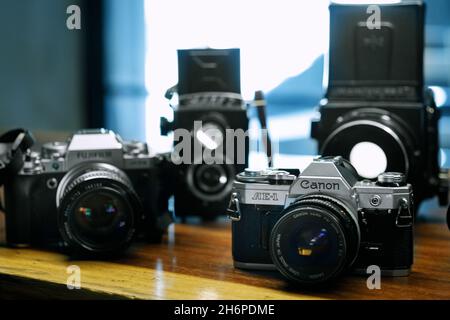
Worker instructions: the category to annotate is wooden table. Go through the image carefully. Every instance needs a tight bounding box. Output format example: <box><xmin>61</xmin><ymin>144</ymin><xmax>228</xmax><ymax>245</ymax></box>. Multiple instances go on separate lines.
<box><xmin>0</xmin><ymin>131</ymin><xmax>449</xmax><ymax>299</ymax></box>
<box><xmin>1</xmin><ymin>209</ymin><xmax>450</xmax><ymax>300</ymax></box>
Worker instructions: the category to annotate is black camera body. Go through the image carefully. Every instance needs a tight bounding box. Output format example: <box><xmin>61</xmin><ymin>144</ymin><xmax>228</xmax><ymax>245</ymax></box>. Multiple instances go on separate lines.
<box><xmin>171</xmin><ymin>95</ymin><xmax>249</xmax><ymax>219</ymax></box>
<box><xmin>311</xmin><ymin>91</ymin><xmax>440</xmax><ymax>207</ymax></box>
<box><xmin>228</xmin><ymin>157</ymin><xmax>414</xmax><ymax>285</ymax></box>
<box><xmin>4</xmin><ymin>129</ymin><xmax>173</xmax><ymax>256</ymax></box>
<box><xmin>161</xmin><ymin>48</ymin><xmax>249</xmax><ymax>220</ymax></box>
<box><xmin>311</xmin><ymin>3</ymin><xmax>448</xmax><ymax>208</ymax></box>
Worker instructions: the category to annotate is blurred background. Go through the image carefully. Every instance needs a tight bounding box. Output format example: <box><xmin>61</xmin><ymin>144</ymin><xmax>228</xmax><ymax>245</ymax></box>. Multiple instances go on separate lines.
<box><xmin>0</xmin><ymin>0</ymin><xmax>449</xmax><ymax>215</ymax></box>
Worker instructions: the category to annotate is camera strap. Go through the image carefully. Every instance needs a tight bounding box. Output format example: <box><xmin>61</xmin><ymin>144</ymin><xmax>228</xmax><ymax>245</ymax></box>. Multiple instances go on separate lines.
<box><xmin>0</xmin><ymin>129</ymin><xmax>35</xmax><ymax>187</ymax></box>
<box><xmin>253</xmin><ymin>91</ymin><xmax>273</xmax><ymax>167</ymax></box>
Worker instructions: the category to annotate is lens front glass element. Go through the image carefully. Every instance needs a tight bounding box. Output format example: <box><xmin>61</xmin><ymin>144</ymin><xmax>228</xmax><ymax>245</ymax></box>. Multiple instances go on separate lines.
<box><xmin>195</xmin><ymin>164</ymin><xmax>228</xmax><ymax>194</ymax></box>
<box><xmin>270</xmin><ymin>198</ymin><xmax>359</xmax><ymax>285</ymax></box>
<box><xmin>195</xmin><ymin>122</ymin><xmax>224</xmax><ymax>150</ymax></box>
<box><xmin>275</xmin><ymin>213</ymin><xmax>345</xmax><ymax>281</ymax></box>
<box><xmin>70</xmin><ymin>189</ymin><xmax>134</xmax><ymax>250</ymax></box>
<box><xmin>58</xmin><ymin>164</ymin><xmax>139</xmax><ymax>255</ymax></box>
<box><xmin>349</xmin><ymin>141</ymin><xmax>388</xmax><ymax>179</ymax></box>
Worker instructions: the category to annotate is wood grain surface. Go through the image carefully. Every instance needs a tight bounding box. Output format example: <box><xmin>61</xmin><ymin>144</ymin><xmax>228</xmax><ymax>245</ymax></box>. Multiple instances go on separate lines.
<box><xmin>0</xmin><ymin>210</ymin><xmax>449</xmax><ymax>300</ymax></box>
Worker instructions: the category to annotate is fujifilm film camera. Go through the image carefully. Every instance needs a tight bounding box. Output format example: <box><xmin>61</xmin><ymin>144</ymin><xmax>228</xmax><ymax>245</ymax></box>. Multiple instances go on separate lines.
<box><xmin>228</xmin><ymin>157</ymin><xmax>414</xmax><ymax>286</ymax></box>
<box><xmin>3</xmin><ymin>129</ymin><xmax>173</xmax><ymax>256</ymax></box>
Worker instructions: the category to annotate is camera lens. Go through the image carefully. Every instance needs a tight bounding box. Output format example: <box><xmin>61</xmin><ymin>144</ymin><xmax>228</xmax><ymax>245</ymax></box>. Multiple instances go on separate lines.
<box><xmin>195</xmin><ymin>122</ymin><xmax>224</xmax><ymax>151</ymax></box>
<box><xmin>320</xmin><ymin>109</ymin><xmax>414</xmax><ymax>180</ymax></box>
<box><xmin>270</xmin><ymin>195</ymin><xmax>360</xmax><ymax>285</ymax></box>
<box><xmin>71</xmin><ymin>191</ymin><xmax>131</xmax><ymax>247</ymax></box>
<box><xmin>195</xmin><ymin>164</ymin><xmax>228</xmax><ymax>194</ymax></box>
<box><xmin>349</xmin><ymin>142</ymin><xmax>388</xmax><ymax>179</ymax></box>
<box><xmin>57</xmin><ymin>163</ymin><xmax>140</xmax><ymax>255</ymax></box>
<box><xmin>186</xmin><ymin>159</ymin><xmax>235</xmax><ymax>202</ymax></box>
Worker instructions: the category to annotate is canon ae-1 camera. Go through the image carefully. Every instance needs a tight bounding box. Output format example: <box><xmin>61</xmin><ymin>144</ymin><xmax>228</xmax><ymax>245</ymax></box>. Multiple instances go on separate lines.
<box><xmin>228</xmin><ymin>157</ymin><xmax>414</xmax><ymax>286</ymax></box>
<box><xmin>3</xmin><ymin>129</ymin><xmax>173</xmax><ymax>256</ymax></box>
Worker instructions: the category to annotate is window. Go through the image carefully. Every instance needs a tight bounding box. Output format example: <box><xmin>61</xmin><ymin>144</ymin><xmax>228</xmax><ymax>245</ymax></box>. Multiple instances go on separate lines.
<box><xmin>104</xmin><ymin>0</ymin><xmax>449</xmax><ymax>167</ymax></box>
<box><xmin>144</xmin><ymin>0</ymin><xmax>329</xmax><ymax>156</ymax></box>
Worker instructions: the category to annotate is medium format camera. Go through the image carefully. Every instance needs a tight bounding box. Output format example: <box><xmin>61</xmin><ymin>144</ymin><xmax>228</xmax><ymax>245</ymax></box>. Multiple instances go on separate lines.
<box><xmin>228</xmin><ymin>157</ymin><xmax>414</xmax><ymax>285</ymax></box>
<box><xmin>3</xmin><ymin>129</ymin><xmax>173</xmax><ymax>256</ymax></box>
<box><xmin>311</xmin><ymin>3</ymin><xmax>448</xmax><ymax>208</ymax></box>
<box><xmin>161</xmin><ymin>48</ymin><xmax>249</xmax><ymax>220</ymax></box>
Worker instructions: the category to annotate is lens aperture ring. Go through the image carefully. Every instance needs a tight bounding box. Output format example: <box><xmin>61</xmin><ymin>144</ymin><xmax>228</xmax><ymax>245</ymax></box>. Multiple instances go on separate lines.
<box><xmin>62</xmin><ymin>170</ymin><xmax>133</xmax><ymax>201</ymax></box>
